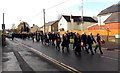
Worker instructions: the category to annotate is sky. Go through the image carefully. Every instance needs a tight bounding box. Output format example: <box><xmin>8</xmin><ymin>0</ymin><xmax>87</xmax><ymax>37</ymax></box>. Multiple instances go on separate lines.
<box><xmin>0</xmin><ymin>0</ymin><xmax>119</xmax><ymax>30</ymax></box>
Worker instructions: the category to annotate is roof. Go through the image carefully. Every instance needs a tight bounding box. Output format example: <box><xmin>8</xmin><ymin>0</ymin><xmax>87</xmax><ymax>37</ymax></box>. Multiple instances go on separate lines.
<box><xmin>45</xmin><ymin>20</ymin><xmax>59</xmax><ymax>26</ymax></box>
<box><xmin>104</xmin><ymin>12</ymin><xmax>120</xmax><ymax>23</ymax></box>
<box><xmin>30</xmin><ymin>25</ymin><xmax>39</xmax><ymax>33</ymax></box>
<box><xmin>18</xmin><ymin>22</ymin><xmax>29</xmax><ymax>27</ymax></box>
<box><xmin>87</xmin><ymin>23</ymin><xmax>98</xmax><ymax>28</ymax></box>
<box><xmin>62</xmin><ymin>15</ymin><xmax>97</xmax><ymax>23</ymax></box>
<box><xmin>98</xmin><ymin>3</ymin><xmax>120</xmax><ymax>16</ymax></box>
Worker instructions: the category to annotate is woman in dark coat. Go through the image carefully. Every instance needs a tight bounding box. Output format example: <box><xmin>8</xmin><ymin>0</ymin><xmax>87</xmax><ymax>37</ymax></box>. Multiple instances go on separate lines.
<box><xmin>55</xmin><ymin>32</ymin><xmax>61</xmax><ymax>51</ymax></box>
<box><xmin>44</xmin><ymin>33</ymin><xmax>49</xmax><ymax>45</ymax></box>
<box><xmin>61</xmin><ymin>34</ymin><xmax>70</xmax><ymax>52</ymax></box>
<box><xmin>74</xmin><ymin>33</ymin><xmax>81</xmax><ymax>55</ymax></box>
<box><xmin>87</xmin><ymin>32</ymin><xmax>96</xmax><ymax>55</ymax></box>
<box><xmin>94</xmin><ymin>33</ymin><xmax>103</xmax><ymax>54</ymax></box>
<box><xmin>40</xmin><ymin>32</ymin><xmax>44</xmax><ymax>44</ymax></box>
<box><xmin>81</xmin><ymin>32</ymin><xmax>87</xmax><ymax>51</ymax></box>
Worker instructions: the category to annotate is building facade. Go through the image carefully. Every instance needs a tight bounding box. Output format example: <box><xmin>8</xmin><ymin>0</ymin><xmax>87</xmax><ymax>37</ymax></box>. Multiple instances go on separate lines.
<box><xmin>17</xmin><ymin>22</ymin><xmax>30</xmax><ymax>33</ymax></box>
<box><xmin>88</xmin><ymin>3</ymin><xmax>120</xmax><ymax>30</ymax></box>
<box><xmin>58</xmin><ymin>15</ymin><xmax>97</xmax><ymax>31</ymax></box>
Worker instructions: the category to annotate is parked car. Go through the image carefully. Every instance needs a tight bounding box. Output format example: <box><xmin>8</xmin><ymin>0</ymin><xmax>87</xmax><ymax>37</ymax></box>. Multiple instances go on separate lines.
<box><xmin>6</xmin><ymin>33</ymin><xmax>12</xmax><ymax>38</ymax></box>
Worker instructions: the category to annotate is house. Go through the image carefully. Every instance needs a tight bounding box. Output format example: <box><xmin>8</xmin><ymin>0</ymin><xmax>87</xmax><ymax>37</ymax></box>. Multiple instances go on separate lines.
<box><xmin>51</xmin><ymin>20</ymin><xmax>59</xmax><ymax>32</ymax></box>
<box><xmin>88</xmin><ymin>3</ymin><xmax>120</xmax><ymax>30</ymax></box>
<box><xmin>43</xmin><ymin>20</ymin><xmax>59</xmax><ymax>33</ymax></box>
<box><xmin>30</xmin><ymin>24</ymin><xmax>39</xmax><ymax>33</ymax></box>
<box><xmin>17</xmin><ymin>22</ymin><xmax>30</xmax><ymax>33</ymax></box>
<box><xmin>58</xmin><ymin>15</ymin><xmax>97</xmax><ymax>31</ymax></box>
<box><xmin>39</xmin><ymin>26</ymin><xmax>44</xmax><ymax>32</ymax></box>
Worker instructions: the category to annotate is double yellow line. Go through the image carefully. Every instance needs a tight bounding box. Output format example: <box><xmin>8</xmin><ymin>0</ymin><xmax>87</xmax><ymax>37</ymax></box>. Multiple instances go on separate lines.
<box><xmin>14</xmin><ymin>40</ymin><xmax>82</xmax><ymax>73</ymax></box>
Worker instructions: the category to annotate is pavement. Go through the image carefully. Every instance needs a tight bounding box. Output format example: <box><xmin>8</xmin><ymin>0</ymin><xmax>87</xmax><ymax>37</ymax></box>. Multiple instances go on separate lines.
<box><xmin>0</xmin><ymin>36</ymin><xmax>2</xmax><ymax>73</ymax></box>
<box><xmin>2</xmin><ymin>38</ymin><xmax>67</xmax><ymax>73</ymax></box>
<box><xmin>102</xmin><ymin>41</ymin><xmax>120</xmax><ymax>50</ymax></box>
<box><xmin>13</xmin><ymin>38</ymin><xmax>119</xmax><ymax>73</ymax></box>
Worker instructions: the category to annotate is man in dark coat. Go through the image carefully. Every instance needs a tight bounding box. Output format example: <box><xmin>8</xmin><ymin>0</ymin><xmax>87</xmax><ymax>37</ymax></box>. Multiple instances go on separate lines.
<box><xmin>87</xmin><ymin>32</ymin><xmax>96</xmax><ymax>55</ymax></box>
<box><xmin>11</xmin><ymin>33</ymin><xmax>14</xmax><ymax>40</ymax></box>
<box><xmin>81</xmin><ymin>32</ymin><xmax>87</xmax><ymax>51</ymax></box>
<box><xmin>74</xmin><ymin>33</ymin><xmax>81</xmax><ymax>55</ymax></box>
<box><xmin>94</xmin><ymin>33</ymin><xmax>103</xmax><ymax>54</ymax></box>
<box><xmin>40</xmin><ymin>32</ymin><xmax>44</xmax><ymax>44</ymax></box>
<box><xmin>51</xmin><ymin>32</ymin><xmax>55</xmax><ymax>46</ymax></box>
<box><xmin>61</xmin><ymin>34</ymin><xmax>70</xmax><ymax>52</ymax></box>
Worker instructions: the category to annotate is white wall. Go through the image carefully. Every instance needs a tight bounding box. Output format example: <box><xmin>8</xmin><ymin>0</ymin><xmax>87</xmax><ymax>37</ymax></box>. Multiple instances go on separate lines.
<box><xmin>97</xmin><ymin>13</ymin><xmax>111</xmax><ymax>25</ymax></box>
<box><xmin>58</xmin><ymin>16</ymin><xmax>68</xmax><ymax>31</ymax></box>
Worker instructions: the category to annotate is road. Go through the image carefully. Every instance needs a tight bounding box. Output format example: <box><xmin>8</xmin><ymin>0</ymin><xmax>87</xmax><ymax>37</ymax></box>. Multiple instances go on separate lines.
<box><xmin>14</xmin><ymin>38</ymin><xmax>119</xmax><ymax>73</ymax></box>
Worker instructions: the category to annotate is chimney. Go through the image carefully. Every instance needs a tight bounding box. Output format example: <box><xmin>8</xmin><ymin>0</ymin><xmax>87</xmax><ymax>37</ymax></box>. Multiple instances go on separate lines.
<box><xmin>70</xmin><ymin>14</ymin><xmax>73</xmax><ymax>23</ymax></box>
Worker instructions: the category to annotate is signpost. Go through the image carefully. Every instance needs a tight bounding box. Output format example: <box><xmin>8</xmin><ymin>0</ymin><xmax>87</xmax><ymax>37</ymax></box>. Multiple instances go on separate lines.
<box><xmin>106</xmin><ymin>27</ymin><xmax>110</xmax><ymax>41</ymax></box>
<box><xmin>2</xmin><ymin>24</ymin><xmax>5</xmax><ymax>29</ymax></box>
<box><xmin>2</xmin><ymin>13</ymin><xmax>6</xmax><ymax>47</ymax></box>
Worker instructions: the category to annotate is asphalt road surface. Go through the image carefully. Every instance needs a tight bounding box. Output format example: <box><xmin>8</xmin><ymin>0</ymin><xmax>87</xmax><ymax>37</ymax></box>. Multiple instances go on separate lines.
<box><xmin>14</xmin><ymin>38</ymin><xmax>119</xmax><ymax>73</ymax></box>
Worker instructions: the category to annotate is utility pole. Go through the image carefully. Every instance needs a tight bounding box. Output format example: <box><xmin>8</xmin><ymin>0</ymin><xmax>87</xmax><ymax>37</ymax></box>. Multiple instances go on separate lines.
<box><xmin>43</xmin><ymin>9</ymin><xmax>45</xmax><ymax>33</ymax></box>
<box><xmin>81</xmin><ymin>0</ymin><xmax>84</xmax><ymax>31</ymax></box>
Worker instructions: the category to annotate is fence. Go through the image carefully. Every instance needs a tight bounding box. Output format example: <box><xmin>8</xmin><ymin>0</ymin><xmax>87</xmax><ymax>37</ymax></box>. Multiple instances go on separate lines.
<box><xmin>60</xmin><ymin>30</ymin><xmax>120</xmax><ymax>36</ymax></box>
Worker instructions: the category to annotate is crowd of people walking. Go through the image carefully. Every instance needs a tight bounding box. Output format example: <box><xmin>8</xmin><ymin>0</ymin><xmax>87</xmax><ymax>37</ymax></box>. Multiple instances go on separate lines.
<box><xmin>11</xmin><ymin>31</ymin><xmax>105</xmax><ymax>55</ymax></box>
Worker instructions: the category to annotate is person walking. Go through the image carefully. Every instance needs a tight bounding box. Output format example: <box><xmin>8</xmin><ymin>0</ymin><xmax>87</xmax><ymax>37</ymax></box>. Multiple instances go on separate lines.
<box><xmin>31</xmin><ymin>33</ymin><xmax>35</xmax><ymax>42</ymax></box>
<box><xmin>51</xmin><ymin>32</ymin><xmax>55</xmax><ymax>46</ymax></box>
<box><xmin>44</xmin><ymin>33</ymin><xmax>49</xmax><ymax>45</ymax></box>
<box><xmin>94</xmin><ymin>33</ymin><xmax>103</xmax><ymax>54</ymax></box>
<box><xmin>61</xmin><ymin>34</ymin><xmax>70</xmax><ymax>52</ymax></box>
<box><xmin>74</xmin><ymin>33</ymin><xmax>81</xmax><ymax>55</ymax></box>
<box><xmin>36</xmin><ymin>32</ymin><xmax>40</xmax><ymax>42</ymax></box>
<box><xmin>55</xmin><ymin>32</ymin><xmax>61</xmax><ymax>51</ymax></box>
<box><xmin>40</xmin><ymin>32</ymin><xmax>44</xmax><ymax>44</ymax></box>
<box><xmin>11</xmin><ymin>33</ymin><xmax>14</xmax><ymax>40</ymax></box>
<box><xmin>81</xmin><ymin>32</ymin><xmax>87</xmax><ymax>51</ymax></box>
<box><xmin>72</xmin><ymin>32</ymin><xmax>77</xmax><ymax>50</ymax></box>
<box><xmin>87</xmin><ymin>32</ymin><xmax>96</xmax><ymax>55</ymax></box>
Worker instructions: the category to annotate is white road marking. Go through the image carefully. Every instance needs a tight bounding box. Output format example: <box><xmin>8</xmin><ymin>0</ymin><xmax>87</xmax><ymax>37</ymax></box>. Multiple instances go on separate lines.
<box><xmin>101</xmin><ymin>56</ymin><xmax>119</xmax><ymax>61</ymax></box>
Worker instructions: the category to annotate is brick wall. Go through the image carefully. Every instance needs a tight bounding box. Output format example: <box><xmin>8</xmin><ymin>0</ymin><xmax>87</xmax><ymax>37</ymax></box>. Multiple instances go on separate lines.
<box><xmin>88</xmin><ymin>22</ymin><xmax>120</xmax><ymax>30</ymax></box>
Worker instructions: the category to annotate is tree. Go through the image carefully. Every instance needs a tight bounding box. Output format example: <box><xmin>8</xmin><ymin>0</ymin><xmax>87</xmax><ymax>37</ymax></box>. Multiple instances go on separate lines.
<box><xmin>11</xmin><ymin>24</ymin><xmax>16</xmax><ymax>33</ymax></box>
<box><xmin>57</xmin><ymin>14</ymin><xmax>62</xmax><ymax>20</ymax></box>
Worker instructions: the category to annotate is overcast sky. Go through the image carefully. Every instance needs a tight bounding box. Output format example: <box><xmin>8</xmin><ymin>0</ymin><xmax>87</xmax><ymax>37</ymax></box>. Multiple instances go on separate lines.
<box><xmin>0</xmin><ymin>0</ymin><xmax>119</xmax><ymax>29</ymax></box>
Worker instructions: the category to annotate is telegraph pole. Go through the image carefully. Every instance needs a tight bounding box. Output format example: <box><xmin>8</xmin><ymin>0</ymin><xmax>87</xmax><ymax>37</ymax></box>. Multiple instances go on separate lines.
<box><xmin>43</xmin><ymin>9</ymin><xmax>45</xmax><ymax>33</ymax></box>
<box><xmin>81</xmin><ymin>0</ymin><xmax>84</xmax><ymax>31</ymax></box>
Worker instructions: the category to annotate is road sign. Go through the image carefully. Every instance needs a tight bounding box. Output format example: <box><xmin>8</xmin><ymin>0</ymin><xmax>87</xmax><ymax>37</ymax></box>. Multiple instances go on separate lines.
<box><xmin>2</xmin><ymin>24</ymin><xmax>5</xmax><ymax>29</ymax></box>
